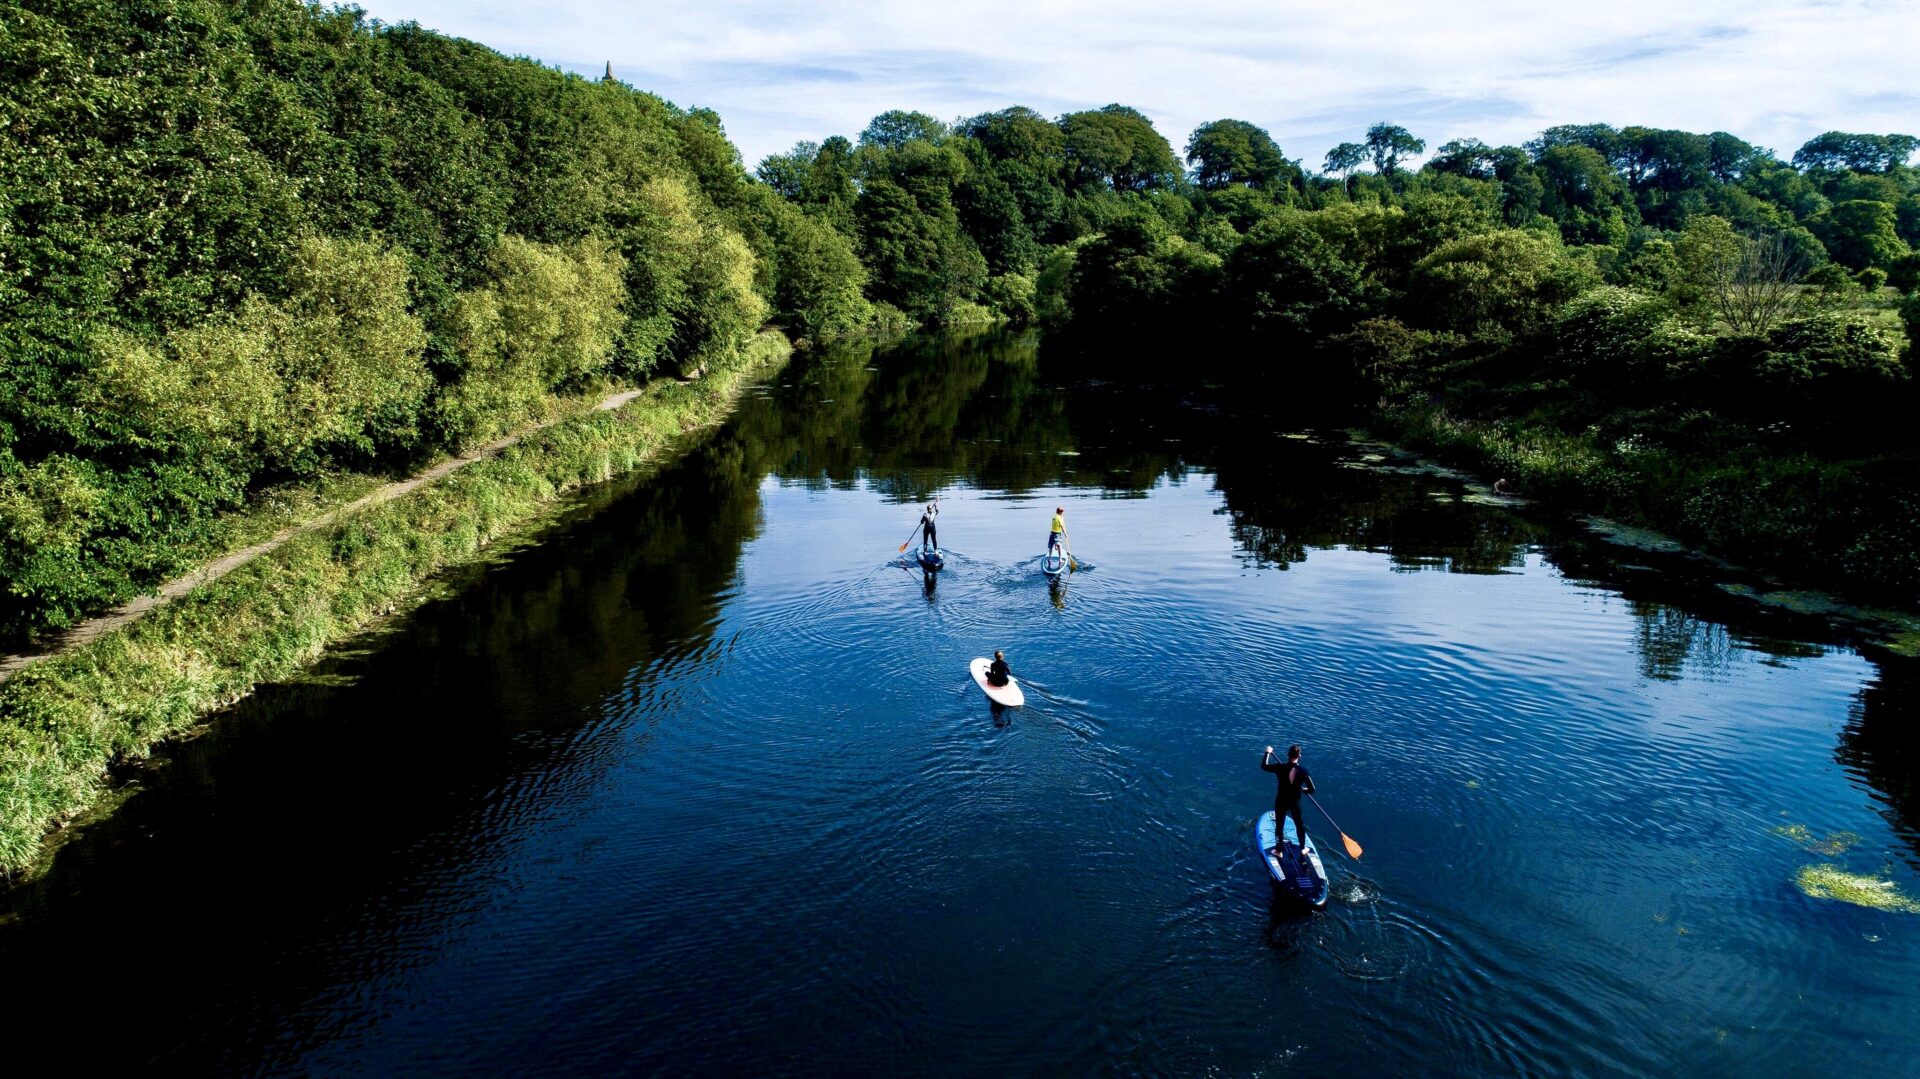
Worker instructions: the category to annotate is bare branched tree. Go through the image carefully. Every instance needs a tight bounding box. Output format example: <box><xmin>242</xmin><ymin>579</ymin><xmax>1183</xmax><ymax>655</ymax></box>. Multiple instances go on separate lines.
<box><xmin>1706</xmin><ymin>231</ymin><xmax>1808</xmax><ymax>336</ymax></box>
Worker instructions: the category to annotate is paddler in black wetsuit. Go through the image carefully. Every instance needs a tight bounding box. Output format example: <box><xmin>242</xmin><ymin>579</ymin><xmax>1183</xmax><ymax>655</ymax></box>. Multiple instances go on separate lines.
<box><xmin>919</xmin><ymin>500</ymin><xmax>939</xmax><ymax>551</ymax></box>
<box><xmin>1261</xmin><ymin>744</ymin><xmax>1314</xmax><ymax>852</ymax></box>
<box><xmin>986</xmin><ymin>649</ymin><xmax>1011</xmax><ymax>687</ymax></box>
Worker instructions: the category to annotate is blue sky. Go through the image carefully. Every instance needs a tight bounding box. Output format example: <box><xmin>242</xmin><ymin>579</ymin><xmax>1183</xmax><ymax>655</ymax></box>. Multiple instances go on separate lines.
<box><xmin>359</xmin><ymin>1</ymin><xmax>1920</xmax><ymax>172</ymax></box>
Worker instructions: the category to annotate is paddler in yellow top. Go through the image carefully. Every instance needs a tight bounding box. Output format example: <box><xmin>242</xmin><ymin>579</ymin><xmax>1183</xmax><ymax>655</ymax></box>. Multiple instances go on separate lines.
<box><xmin>1047</xmin><ymin>505</ymin><xmax>1067</xmax><ymax>554</ymax></box>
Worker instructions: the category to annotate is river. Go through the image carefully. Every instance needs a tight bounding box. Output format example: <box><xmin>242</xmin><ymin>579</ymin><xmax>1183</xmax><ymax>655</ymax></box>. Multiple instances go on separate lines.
<box><xmin>2</xmin><ymin>330</ymin><xmax>1915</xmax><ymax>1075</ymax></box>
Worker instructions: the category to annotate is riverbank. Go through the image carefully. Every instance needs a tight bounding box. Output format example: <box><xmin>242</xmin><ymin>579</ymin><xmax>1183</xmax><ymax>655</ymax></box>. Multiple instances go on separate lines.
<box><xmin>1366</xmin><ymin>401</ymin><xmax>1920</xmax><ymax>656</ymax></box>
<box><xmin>0</xmin><ymin>333</ymin><xmax>789</xmax><ymax>881</ymax></box>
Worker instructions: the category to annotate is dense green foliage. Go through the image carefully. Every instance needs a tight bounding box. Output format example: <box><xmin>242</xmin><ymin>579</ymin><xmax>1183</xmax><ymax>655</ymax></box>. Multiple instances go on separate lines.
<box><xmin>0</xmin><ymin>0</ymin><xmax>863</xmax><ymax>641</ymax></box>
<box><xmin>0</xmin><ymin>334</ymin><xmax>786</xmax><ymax>877</ymax></box>
<box><xmin>756</xmin><ymin>107</ymin><xmax>1919</xmax><ymax>605</ymax></box>
<box><xmin>6</xmin><ymin>0</ymin><xmax>1920</xmax><ymax>636</ymax></box>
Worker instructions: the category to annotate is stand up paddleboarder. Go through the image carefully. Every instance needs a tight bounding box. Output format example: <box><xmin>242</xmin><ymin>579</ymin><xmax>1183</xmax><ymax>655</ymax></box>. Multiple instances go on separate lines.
<box><xmin>919</xmin><ymin>500</ymin><xmax>939</xmax><ymax>550</ymax></box>
<box><xmin>1262</xmin><ymin>744</ymin><xmax>1315</xmax><ymax>851</ymax></box>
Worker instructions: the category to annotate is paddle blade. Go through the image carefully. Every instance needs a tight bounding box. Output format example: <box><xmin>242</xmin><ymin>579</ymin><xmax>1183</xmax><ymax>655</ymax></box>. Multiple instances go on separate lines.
<box><xmin>898</xmin><ymin>541</ymin><xmax>909</xmax><ymax>553</ymax></box>
<box><xmin>1341</xmin><ymin>833</ymin><xmax>1363</xmax><ymax>860</ymax></box>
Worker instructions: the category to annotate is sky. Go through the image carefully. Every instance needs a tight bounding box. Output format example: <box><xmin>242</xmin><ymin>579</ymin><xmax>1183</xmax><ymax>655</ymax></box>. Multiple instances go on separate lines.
<box><xmin>357</xmin><ymin>0</ymin><xmax>1920</xmax><ymax>172</ymax></box>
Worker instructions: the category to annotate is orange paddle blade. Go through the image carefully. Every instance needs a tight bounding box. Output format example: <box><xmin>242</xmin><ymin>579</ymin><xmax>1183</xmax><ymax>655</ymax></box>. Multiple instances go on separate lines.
<box><xmin>1341</xmin><ymin>833</ymin><xmax>1363</xmax><ymax>860</ymax></box>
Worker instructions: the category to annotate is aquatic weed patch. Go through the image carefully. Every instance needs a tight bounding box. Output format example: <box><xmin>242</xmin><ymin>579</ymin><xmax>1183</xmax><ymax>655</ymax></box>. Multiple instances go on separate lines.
<box><xmin>1772</xmin><ymin>823</ymin><xmax>1866</xmax><ymax>857</ymax></box>
<box><xmin>1794</xmin><ymin>864</ymin><xmax>1920</xmax><ymax>914</ymax></box>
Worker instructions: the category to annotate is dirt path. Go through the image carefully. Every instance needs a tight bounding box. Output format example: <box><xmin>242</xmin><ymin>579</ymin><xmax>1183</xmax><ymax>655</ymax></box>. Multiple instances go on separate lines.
<box><xmin>0</xmin><ymin>388</ymin><xmax>646</xmax><ymax>685</ymax></box>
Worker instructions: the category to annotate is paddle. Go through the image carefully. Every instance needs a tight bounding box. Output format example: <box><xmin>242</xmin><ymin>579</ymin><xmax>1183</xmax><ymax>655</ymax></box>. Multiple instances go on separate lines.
<box><xmin>1065</xmin><ymin>533</ymin><xmax>1078</xmax><ymax>572</ymax></box>
<box><xmin>1308</xmin><ymin>793</ymin><xmax>1363</xmax><ymax>860</ymax></box>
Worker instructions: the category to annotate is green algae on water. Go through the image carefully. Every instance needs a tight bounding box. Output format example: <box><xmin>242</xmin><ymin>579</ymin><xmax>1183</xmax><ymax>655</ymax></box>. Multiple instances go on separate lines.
<box><xmin>1772</xmin><ymin>823</ymin><xmax>1865</xmax><ymax>856</ymax></box>
<box><xmin>1794</xmin><ymin>864</ymin><xmax>1920</xmax><ymax>913</ymax></box>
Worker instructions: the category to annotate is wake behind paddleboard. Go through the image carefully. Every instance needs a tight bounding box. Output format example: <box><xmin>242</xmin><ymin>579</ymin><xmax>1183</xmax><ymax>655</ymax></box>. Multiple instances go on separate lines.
<box><xmin>1257</xmin><ymin>810</ymin><xmax>1329</xmax><ymax>909</ymax></box>
<box><xmin>968</xmin><ymin>657</ymin><xmax>1025</xmax><ymax>707</ymax></box>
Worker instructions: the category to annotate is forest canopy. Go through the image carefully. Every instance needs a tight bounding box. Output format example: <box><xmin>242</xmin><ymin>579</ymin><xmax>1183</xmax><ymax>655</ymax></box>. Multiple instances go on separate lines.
<box><xmin>3</xmin><ymin>0</ymin><xmax>1919</xmax><ymax>638</ymax></box>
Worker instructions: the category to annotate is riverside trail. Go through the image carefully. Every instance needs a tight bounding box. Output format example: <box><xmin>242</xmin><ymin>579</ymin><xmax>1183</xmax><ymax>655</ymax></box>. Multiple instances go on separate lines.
<box><xmin>0</xmin><ymin>389</ymin><xmax>645</xmax><ymax>685</ymax></box>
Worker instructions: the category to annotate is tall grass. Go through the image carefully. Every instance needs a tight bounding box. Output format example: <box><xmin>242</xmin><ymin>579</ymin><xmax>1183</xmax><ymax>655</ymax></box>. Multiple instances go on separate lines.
<box><xmin>0</xmin><ymin>334</ymin><xmax>788</xmax><ymax>879</ymax></box>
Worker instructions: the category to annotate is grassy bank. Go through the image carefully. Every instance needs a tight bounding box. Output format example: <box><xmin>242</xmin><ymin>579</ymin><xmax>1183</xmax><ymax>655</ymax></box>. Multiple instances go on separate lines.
<box><xmin>0</xmin><ymin>333</ymin><xmax>789</xmax><ymax>880</ymax></box>
<box><xmin>1374</xmin><ymin>402</ymin><xmax>1920</xmax><ymax>622</ymax></box>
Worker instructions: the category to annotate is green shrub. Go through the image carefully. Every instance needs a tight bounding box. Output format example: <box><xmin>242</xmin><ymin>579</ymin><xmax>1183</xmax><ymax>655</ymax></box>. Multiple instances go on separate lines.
<box><xmin>1410</xmin><ymin>229</ymin><xmax>1595</xmax><ymax>340</ymax></box>
<box><xmin>981</xmin><ymin>273</ymin><xmax>1037</xmax><ymax>324</ymax></box>
<box><xmin>1330</xmin><ymin>317</ymin><xmax>1465</xmax><ymax>392</ymax></box>
<box><xmin>438</xmin><ymin>237</ymin><xmax>628</xmax><ymax>445</ymax></box>
<box><xmin>1757</xmin><ymin>314</ymin><xmax>1906</xmax><ymax>386</ymax></box>
<box><xmin>85</xmin><ymin>234</ymin><xmax>430</xmax><ymax>474</ymax></box>
<box><xmin>1549</xmin><ymin>286</ymin><xmax>1693</xmax><ymax>386</ymax></box>
<box><xmin>1887</xmin><ymin>253</ymin><xmax>1920</xmax><ymax>294</ymax></box>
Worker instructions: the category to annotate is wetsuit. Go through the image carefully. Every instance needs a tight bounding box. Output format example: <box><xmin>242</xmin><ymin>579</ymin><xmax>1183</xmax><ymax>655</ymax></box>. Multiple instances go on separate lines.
<box><xmin>921</xmin><ymin>505</ymin><xmax>938</xmax><ymax>549</ymax></box>
<box><xmin>987</xmin><ymin>657</ymin><xmax>1011</xmax><ymax>686</ymax></box>
<box><xmin>1261</xmin><ymin>755</ymin><xmax>1314</xmax><ymax>849</ymax></box>
<box><xmin>1048</xmin><ymin>511</ymin><xmax>1065</xmax><ymax>552</ymax></box>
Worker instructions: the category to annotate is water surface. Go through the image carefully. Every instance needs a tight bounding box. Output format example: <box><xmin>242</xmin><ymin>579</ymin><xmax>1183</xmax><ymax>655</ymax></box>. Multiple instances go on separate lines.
<box><xmin>3</xmin><ymin>332</ymin><xmax>1915</xmax><ymax>1075</ymax></box>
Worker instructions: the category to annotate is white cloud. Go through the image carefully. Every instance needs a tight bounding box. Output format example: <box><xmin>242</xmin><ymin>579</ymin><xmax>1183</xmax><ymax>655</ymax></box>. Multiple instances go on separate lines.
<box><xmin>359</xmin><ymin>0</ymin><xmax>1920</xmax><ymax>169</ymax></box>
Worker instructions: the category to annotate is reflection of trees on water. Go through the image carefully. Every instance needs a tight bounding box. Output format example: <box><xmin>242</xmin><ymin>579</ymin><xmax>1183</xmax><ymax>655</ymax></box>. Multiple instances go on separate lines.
<box><xmin>1206</xmin><ymin>438</ymin><xmax>1542</xmax><ymax>575</ymax></box>
<box><xmin>775</xmin><ymin>330</ymin><xmax>1920</xmax><ymax>867</ymax></box>
<box><xmin>1839</xmin><ymin>664</ymin><xmax>1920</xmax><ymax>868</ymax></box>
<box><xmin>741</xmin><ymin>334</ymin><xmax>1920</xmax><ymax>857</ymax></box>
<box><xmin>1630</xmin><ymin>601</ymin><xmax>1738</xmax><ymax>682</ymax></box>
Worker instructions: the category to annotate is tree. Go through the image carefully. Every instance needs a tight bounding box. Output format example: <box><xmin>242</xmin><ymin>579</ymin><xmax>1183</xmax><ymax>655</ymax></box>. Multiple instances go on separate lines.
<box><xmin>1064</xmin><ymin>212</ymin><xmax>1219</xmax><ymax>345</ymax></box>
<box><xmin>1697</xmin><ymin>228</ymin><xmax>1812</xmax><ymax>336</ymax></box>
<box><xmin>1410</xmin><ymin>229</ymin><xmax>1594</xmax><ymax>338</ymax></box>
<box><xmin>1792</xmin><ymin>131</ymin><xmax>1920</xmax><ymax>173</ymax></box>
<box><xmin>1323</xmin><ymin>142</ymin><xmax>1366</xmax><ymax>176</ymax></box>
<box><xmin>1808</xmin><ymin>200</ymin><xmax>1908</xmax><ymax>269</ymax></box>
<box><xmin>438</xmin><ymin>237</ymin><xmax>628</xmax><ymax>442</ymax></box>
<box><xmin>756</xmin><ymin>141</ymin><xmax>819</xmax><ymax>199</ymax></box>
<box><xmin>855</xmin><ymin>177</ymin><xmax>985</xmax><ymax>322</ymax></box>
<box><xmin>1617</xmin><ymin>127</ymin><xmax>1711</xmax><ymax>192</ymax></box>
<box><xmin>860</xmin><ymin>110</ymin><xmax>947</xmax><ymax>149</ymax></box>
<box><xmin>1706</xmin><ymin>132</ymin><xmax>1766</xmax><ymax>182</ymax></box>
<box><xmin>1059</xmin><ymin>105</ymin><xmax>1180</xmax><ymax>191</ymax></box>
<box><xmin>1537</xmin><ymin>144</ymin><xmax>1634</xmax><ymax>244</ymax></box>
<box><xmin>1526</xmin><ymin>124</ymin><xmax>1622</xmax><ymax>163</ymax></box>
<box><xmin>959</xmin><ymin>107</ymin><xmax>1065</xmax><ymax>167</ymax></box>
<box><xmin>755</xmin><ymin>195</ymin><xmax>871</xmax><ymax>340</ymax></box>
<box><xmin>1186</xmin><ymin>119</ymin><xmax>1294</xmax><ymax>191</ymax></box>
<box><xmin>1429</xmin><ymin>138</ymin><xmax>1497</xmax><ymax>180</ymax></box>
<box><xmin>1364</xmin><ymin>123</ymin><xmax>1425</xmax><ymax>175</ymax></box>
<box><xmin>1222</xmin><ymin>215</ymin><xmax>1366</xmax><ymax>343</ymax></box>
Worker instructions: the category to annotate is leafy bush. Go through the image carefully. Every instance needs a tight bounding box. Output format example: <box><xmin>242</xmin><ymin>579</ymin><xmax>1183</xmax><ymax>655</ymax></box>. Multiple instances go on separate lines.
<box><xmin>981</xmin><ymin>273</ymin><xmax>1037</xmax><ymax>324</ymax></box>
<box><xmin>1549</xmin><ymin>286</ymin><xmax>1709</xmax><ymax>388</ymax></box>
<box><xmin>438</xmin><ymin>237</ymin><xmax>627</xmax><ymax>445</ymax></box>
<box><xmin>1756</xmin><ymin>314</ymin><xmax>1906</xmax><ymax>386</ymax></box>
<box><xmin>1330</xmin><ymin>317</ymin><xmax>1465</xmax><ymax>392</ymax></box>
<box><xmin>1410</xmin><ymin>229</ymin><xmax>1595</xmax><ymax>340</ymax></box>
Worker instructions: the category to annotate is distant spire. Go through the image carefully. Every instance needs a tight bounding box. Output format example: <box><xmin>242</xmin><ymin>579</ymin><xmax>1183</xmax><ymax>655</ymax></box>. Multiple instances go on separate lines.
<box><xmin>603</xmin><ymin>61</ymin><xmax>613</xmax><ymax>83</ymax></box>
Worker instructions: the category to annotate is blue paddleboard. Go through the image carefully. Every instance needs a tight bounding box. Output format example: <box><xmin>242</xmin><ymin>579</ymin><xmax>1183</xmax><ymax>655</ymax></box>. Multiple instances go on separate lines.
<box><xmin>1257</xmin><ymin>810</ymin><xmax>1329</xmax><ymax>909</ymax></box>
<box><xmin>917</xmin><ymin>546</ymin><xmax>945</xmax><ymax>570</ymax></box>
<box><xmin>1042</xmin><ymin>548</ymin><xmax>1066</xmax><ymax>576</ymax></box>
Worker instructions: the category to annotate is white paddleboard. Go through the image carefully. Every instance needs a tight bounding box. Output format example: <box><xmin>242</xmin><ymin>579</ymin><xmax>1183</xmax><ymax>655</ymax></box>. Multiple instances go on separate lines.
<box><xmin>969</xmin><ymin>657</ymin><xmax>1025</xmax><ymax>707</ymax></box>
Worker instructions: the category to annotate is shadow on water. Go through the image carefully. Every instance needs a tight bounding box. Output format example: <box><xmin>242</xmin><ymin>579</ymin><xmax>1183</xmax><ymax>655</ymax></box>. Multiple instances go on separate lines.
<box><xmin>1</xmin><ymin>327</ymin><xmax>1916</xmax><ymax>1071</ymax></box>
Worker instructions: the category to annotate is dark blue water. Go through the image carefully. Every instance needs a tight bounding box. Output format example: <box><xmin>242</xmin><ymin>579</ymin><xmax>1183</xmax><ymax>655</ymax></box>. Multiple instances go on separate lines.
<box><xmin>3</xmin><ymin>332</ymin><xmax>1916</xmax><ymax>1075</ymax></box>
